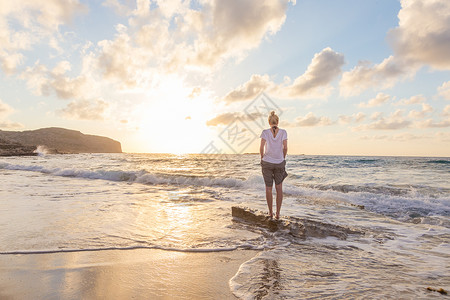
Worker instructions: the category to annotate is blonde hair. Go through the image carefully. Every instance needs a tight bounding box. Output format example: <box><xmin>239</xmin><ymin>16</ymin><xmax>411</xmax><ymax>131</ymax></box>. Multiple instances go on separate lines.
<box><xmin>268</xmin><ymin>111</ymin><xmax>279</xmax><ymax>125</ymax></box>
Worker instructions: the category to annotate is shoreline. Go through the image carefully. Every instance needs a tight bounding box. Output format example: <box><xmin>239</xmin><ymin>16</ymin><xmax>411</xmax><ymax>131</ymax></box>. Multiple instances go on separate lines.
<box><xmin>0</xmin><ymin>248</ymin><xmax>259</xmax><ymax>299</ymax></box>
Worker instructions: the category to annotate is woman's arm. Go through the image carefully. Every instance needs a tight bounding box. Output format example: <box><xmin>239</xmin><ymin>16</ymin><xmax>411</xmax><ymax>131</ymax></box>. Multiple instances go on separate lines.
<box><xmin>283</xmin><ymin>139</ymin><xmax>288</xmax><ymax>158</ymax></box>
<box><xmin>260</xmin><ymin>139</ymin><xmax>266</xmax><ymax>159</ymax></box>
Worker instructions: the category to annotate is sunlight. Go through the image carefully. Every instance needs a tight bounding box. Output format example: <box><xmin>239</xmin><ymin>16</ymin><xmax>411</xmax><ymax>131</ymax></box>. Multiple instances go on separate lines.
<box><xmin>137</xmin><ymin>75</ymin><xmax>215</xmax><ymax>154</ymax></box>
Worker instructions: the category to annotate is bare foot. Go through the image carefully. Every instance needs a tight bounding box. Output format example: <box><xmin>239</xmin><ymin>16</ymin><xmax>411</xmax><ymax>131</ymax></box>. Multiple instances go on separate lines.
<box><xmin>275</xmin><ymin>214</ymin><xmax>280</xmax><ymax>220</ymax></box>
<box><xmin>268</xmin><ymin>212</ymin><xmax>273</xmax><ymax>219</ymax></box>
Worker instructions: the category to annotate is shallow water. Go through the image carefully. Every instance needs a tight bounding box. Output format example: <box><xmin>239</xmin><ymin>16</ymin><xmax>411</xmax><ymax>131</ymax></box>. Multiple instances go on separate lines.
<box><xmin>0</xmin><ymin>153</ymin><xmax>449</xmax><ymax>298</ymax></box>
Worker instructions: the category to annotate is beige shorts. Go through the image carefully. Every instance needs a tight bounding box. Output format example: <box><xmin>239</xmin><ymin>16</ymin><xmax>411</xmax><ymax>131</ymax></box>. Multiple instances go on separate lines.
<box><xmin>261</xmin><ymin>159</ymin><xmax>288</xmax><ymax>187</ymax></box>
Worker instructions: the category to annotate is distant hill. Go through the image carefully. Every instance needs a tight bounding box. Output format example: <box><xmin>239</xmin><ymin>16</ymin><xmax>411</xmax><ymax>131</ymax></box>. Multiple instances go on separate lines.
<box><xmin>0</xmin><ymin>127</ymin><xmax>122</xmax><ymax>156</ymax></box>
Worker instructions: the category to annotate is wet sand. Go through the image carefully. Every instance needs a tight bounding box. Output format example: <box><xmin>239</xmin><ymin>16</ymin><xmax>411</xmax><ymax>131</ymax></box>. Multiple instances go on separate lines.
<box><xmin>0</xmin><ymin>249</ymin><xmax>259</xmax><ymax>299</ymax></box>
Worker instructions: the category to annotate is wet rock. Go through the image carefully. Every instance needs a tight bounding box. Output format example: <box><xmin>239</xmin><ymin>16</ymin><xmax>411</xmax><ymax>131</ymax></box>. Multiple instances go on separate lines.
<box><xmin>0</xmin><ymin>138</ymin><xmax>37</xmax><ymax>156</ymax></box>
<box><xmin>350</xmin><ymin>203</ymin><xmax>365</xmax><ymax>210</ymax></box>
<box><xmin>231</xmin><ymin>206</ymin><xmax>362</xmax><ymax>240</ymax></box>
<box><xmin>427</xmin><ymin>287</ymin><xmax>448</xmax><ymax>295</ymax></box>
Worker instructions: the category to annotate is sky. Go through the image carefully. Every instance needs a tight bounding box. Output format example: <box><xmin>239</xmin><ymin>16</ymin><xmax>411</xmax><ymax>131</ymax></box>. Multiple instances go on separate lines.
<box><xmin>0</xmin><ymin>0</ymin><xmax>449</xmax><ymax>156</ymax></box>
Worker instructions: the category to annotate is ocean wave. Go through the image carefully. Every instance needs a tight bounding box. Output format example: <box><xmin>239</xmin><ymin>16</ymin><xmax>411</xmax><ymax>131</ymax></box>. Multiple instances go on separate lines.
<box><xmin>281</xmin><ymin>182</ymin><xmax>450</xmax><ymax>226</ymax></box>
<box><xmin>0</xmin><ymin>162</ymin><xmax>262</xmax><ymax>189</ymax></box>
<box><xmin>2</xmin><ymin>161</ymin><xmax>449</xmax><ymax>226</ymax></box>
<box><xmin>426</xmin><ymin>159</ymin><xmax>450</xmax><ymax>164</ymax></box>
<box><xmin>0</xmin><ymin>243</ymin><xmax>261</xmax><ymax>256</ymax></box>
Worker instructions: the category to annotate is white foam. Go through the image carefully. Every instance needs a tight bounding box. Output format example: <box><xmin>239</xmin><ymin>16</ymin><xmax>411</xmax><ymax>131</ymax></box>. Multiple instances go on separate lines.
<box><xmin>33</xmin><ymin>145</ymin><xmax>50</xmax><ymax>156</ymax></box>
<box><xmin>0</xmin><ymin>162</ymin><xmax>260</xmax><ymax>189</ymax></box>
<box><xmin>1</xmin><ymin>161</ymin><xmax>449</xmax><ymax>225</ymax></box>
<box><xmin>0</xmin><ymin>243</ymin><xmax>262</xmax><ymax>256</ymax></box>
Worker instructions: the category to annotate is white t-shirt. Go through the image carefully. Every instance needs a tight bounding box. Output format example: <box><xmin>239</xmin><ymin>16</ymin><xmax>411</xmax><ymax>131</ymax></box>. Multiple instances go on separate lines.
<box><xmin>260</xmin><ymin>128</ymin><xmax>287</xmax><ymax>164</ymax></box>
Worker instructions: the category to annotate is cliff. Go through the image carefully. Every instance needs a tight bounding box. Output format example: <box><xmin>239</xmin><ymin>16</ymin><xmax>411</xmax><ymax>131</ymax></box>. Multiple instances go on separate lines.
<box><xmin>0</xmin><ymin>127</ymin><xmax>122</xmax><ymax>156</ymax></box>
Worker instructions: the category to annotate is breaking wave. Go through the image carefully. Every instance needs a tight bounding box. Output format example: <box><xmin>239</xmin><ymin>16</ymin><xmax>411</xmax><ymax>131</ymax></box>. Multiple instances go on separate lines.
<box><xmin>1</xmin><ymin>161</ymin><xmax>449</xmax><ymax>226</ymax></box>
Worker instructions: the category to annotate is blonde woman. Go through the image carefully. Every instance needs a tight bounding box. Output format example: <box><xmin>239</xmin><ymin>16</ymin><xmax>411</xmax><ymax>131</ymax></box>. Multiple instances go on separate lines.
<box><xmin>260</xmin><ymin>111</ymin><xmax>288</xmax><ymax>219</ymax></box>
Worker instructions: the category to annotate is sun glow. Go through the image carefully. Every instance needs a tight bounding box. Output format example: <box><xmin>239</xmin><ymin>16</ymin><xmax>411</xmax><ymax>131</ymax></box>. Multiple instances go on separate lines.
<box><xmin>137</xmin><ymin>75</ymin><xmax>215</xmax><ymax>154</ymax></box>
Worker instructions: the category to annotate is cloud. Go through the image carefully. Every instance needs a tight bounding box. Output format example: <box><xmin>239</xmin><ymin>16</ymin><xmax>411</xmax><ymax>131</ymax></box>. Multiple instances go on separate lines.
<box><xmin>354</xmin><ymin>112</ymin><xmax>366</xmax><ymax>123</ymax></box>
<box><xmin>408</xmin><ymin>103</ymin><xmax>433</xmax><ymax>118</ymax></box>
<box><xmin>188</xmin><ymin>87</ymin><xmax>202</xmax><ymax>99</ymax></box>
<box><xmin>0</xmin><ymin>121</ymin><xmax>24</xmax><ymax>129</ymax></box>
<box><xmin>354</xmin><ymin>110</ymin><xmax>411</xmax><ymax>130</ymax></box>
<box><xmin>102</xmin><ymin>0</ymin><xmax>134</xmax><ymax>16</ymax></box>
<box><xmin>0</xmin><ymin>99</ymin><xmax>24</xmax><ymax>129</ymax></box>
<box><xmin>0</xmin><ymin>0</ymin><xmax>87</xmax><ymax>74</ymax></box>
<box><xmin>0</xmin><ymin>99</ymin><xmax>14</xmax><ymax>117</ymax></box>
<box><xmin>359</xmin><ymin>93</ymin><xmax>390</xmax><ymax>108</ymax></box>
<box><xmin>438</xmin><ymin>81</ymin><xmax>450</xmax><ymax>100</ymax></box>
<box><xmin>286</xmin><ymin>47</ymin><xmax>345</xmax><ymax>98</ymax></box>
<box><xmin>387</xmin><ymin>0</ymin><xmax>450</xmax><ymax>70</ymax></box>
<box><xmin>188</xmin><ymin>0</ymin><xmax>293</xmax><ymax>67</ymax></box>
<box><xmin>21</xmin><ymin>61</ymin><xmax>87</xmax><ymax>99</ymax></box>
<box><xmin>416</xmin><ymin>118</ymin><xmax>450</xmax><ymax>128</ymax></box>
<box><xmin>370</xmin><ymin>111</ymin><xmax>383</xmax><ymax>120</ymax></box>
<box><xmin>340</xmin><ymin>0</ymin><xmax>450</xmax><ymax>97</ymax></box>
<box><xmin>206</xmin><ymin>111</ymin><xmax>264</xmax><ymax>126</ymax></box>
<box><xmin>338</xmin><ymin>115</ymin><xmax>352</xmax><ymax>125</ymax></box>
<box><xmin>221</xmin><ymin>47</ymin><xmax>344</xmax><ymax>103</ymax></box>
<box><xmin>395</xmin><ymin>94</ymin><xmax>426</xmax><ymax>105</ymax></box>
<box><xmin>58</xmin><ymin>99</ymin><xmax>109</xmax><ymax>120</ymax></box>
<box><xmin>222</xmin><ymin>74</ymin><xmax>276</xmax><ymax>104</ymax></box>
<box><xmin>340</xmin><ymin>56</ymin><xmax>417</xmax><ymax>97</ymax></box>
<box><xmin>443</xmin><ymin>105</ymin><xmax>450</xmax><ymax>116</ymax></box>
<box><xmin>436</xmin><ymin>131</ymin><xmax>450</xmax><ymax>142</ymax></box>
<box><xmin>90</xmin><ymin>0</ymin><xmax>295</xmax><ymax>89</ymax></box>
<box><xmin>360</xmin><ymin>133</ymin><xmax>431</xmax><ymax>142</ymax></box>
<box><xmin>97</xmin><ymin>24</ymin><xmax>153</xmax><ymax>88</ymax></box>
<box><xmin>338</xmin><ymin>112</ymin><xmax>365</xmax><ymax>124</ymax></box>
<box><xmin>293</xmin><ymin>112</ymin><xmax>332</xmax><ymax>127</ymax></box>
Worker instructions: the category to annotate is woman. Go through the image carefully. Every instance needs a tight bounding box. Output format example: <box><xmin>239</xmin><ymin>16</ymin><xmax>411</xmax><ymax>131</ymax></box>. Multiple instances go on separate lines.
<box><xmin>260</xmin><ymin>111</ymin><xmax>288</xmax><ymax>219</ymax></box>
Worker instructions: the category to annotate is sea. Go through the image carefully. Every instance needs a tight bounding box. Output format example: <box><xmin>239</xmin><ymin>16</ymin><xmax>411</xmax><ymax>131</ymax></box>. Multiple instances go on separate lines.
<box><xmin>0</xmin><ymin>153</ymin><xmax>449</xmax><ymax>299</ymax></box>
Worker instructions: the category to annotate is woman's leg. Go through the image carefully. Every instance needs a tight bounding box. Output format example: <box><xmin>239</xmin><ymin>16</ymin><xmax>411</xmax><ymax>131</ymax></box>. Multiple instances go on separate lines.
<box><xmin>275</xmin><ymin>183</ymin><xmax>283</xmax><ymax>219</ymax></box>
<box><xmin>265</xmin><ymin>186</ymin><xmax>273</xmax><ymax>218</ymax></box>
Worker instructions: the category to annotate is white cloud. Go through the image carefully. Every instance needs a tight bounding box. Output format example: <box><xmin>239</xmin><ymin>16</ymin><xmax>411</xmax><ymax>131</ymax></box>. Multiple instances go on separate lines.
<box><xmin>338</xmin><ymin>112</ymin><xmax>365</xmax><ymax>124</ymax></box>
<box><xmin>408</xmin><ymin>103</ymin><xmax>433</xmax><ymax>118</ymax></box>
<box><xmin>58</xmin><ymin>99</ymin><xmax>109</xmax><ymax>120</ymax></box>
<box><xmin>0</xmin><ymin>99</ymin><xmax>14</xmax><ymax>117</ymax></box>
<box><xmin>0</xmin><ymin>0</ymin><xmax>87</xmax><ymax>74</ymax></box>
<box><xmin>206</xmin><ymin>111</ymin><xmax>264</xmax><ymax>126</ymax></box>
<box><xmin>285</xmin><ymin>47</ymin><xmax>345</xmax><ymax>98</ymax></box>
<box><xmin>354</xmin><ymin>112</ymin><xmax>366</xmax><ymax>123</ymax></box>
<box><xmin>340</xmin><ymin>0</ymin><xmax>450</xmax><ymax>97</ymax></box>
<box><xmin>354</xmin><ymin>110</ymin><xmax>411</xmax><ymax>130</ymax></box>
<box><xmin>338</xmin><ymin>115</ymin><xmax>352</xmax><ymax>125</ymax></box>
<box><xmin>188</xmin><ymin>0</ymin><xmax>293</xmax><ymax>67</ymax></box>
<box><xmin>0</xmin><ymin>98</ymin><xmax>24</xmax><ymax>129</ymax></box>
<box><xmin>340</xmin><ymin>56</ymin><xmax>417</xmax><ymax>97</ymax></box>
<box><xmin>222</xmin><ymin>74</ymin><xmax>276</xmax><ymax>104</ymax></box>
<box><xmin>102</xmin><ymin>0</ymin><xmax>134</xmax><ymax>16</ymax></box>
<box><xmin>396</xmin><ymin>94</ymin><xmax>426</xmax><ymax>105</ymax></box>
<box><xmin>0</xmin><ymin>121</ymin><xmax>24</xmax><ymax>129</ymax></box>
<box><xmin>360</xmin><ymin>133</ymin><xmax>431</xmax><ymax>142</ymax></box>
<box><xmin>438</xmin><ymin>81</ymin><xmax>450</xmax><ymax>100</ymax></box>
<box><xmin>21</xmin><ymin>61</ymin><xmax>88</xmax><ymax>100</ymax></box>
<box><xmin>388</xmin><ymin>0</ymin><xmax>450</xmax><ymax>70</ymax></box>
<box><xmin>97</xmin><ymin>24</ymin><xmax>153</xmax><ymax>88</ymax></box>
<box><xmin>436</xmin><ymin>131</ymin><xmax>450</xmax><ymax>142</ymax></box>
<box><xmin>293</xmin><ymin>112</ymin><xmax>332</xmax><ymax>127</ymax></box>
<box><xmin>443</xmin><ymin>105</ymin><xmax>450</xmax><ymax>116</ymax></box>
<box><xmin>370</xmin><ymin>111</ymin><xmax>383</xmax><ymax>120</ymax></box>
<box><xmin>359</xmin><ymin>93</ymin><xmax>390</xmax><ymax>108</ymax></box>
<box><xmin>416</xmin><ymin>118</ymin><xmax>450</xmax><ymax>128</ymax></box>
<box><xmin>90</xmin><ymin>0</ymin><xmax>295</xmax><ymax>89</ymax></box>
<box><xmin>221</xmin><ymin>47</ymin><xmax>344</xmax><ymax>103</ymax></box>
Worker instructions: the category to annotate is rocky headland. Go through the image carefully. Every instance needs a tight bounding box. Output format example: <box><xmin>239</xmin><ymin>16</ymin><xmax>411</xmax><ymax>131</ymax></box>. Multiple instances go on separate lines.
<box><xmin>0</xmin><ymin>127</ymin><xmax>122</xmax><ymax>156</ymax></box>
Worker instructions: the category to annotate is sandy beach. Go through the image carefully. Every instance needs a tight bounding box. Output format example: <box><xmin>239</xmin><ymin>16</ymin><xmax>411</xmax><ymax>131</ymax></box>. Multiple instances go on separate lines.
<box><xmin>0</xmin><ymin>249</ymin><xmax>259</xmax><ymax>299</ymax></box>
